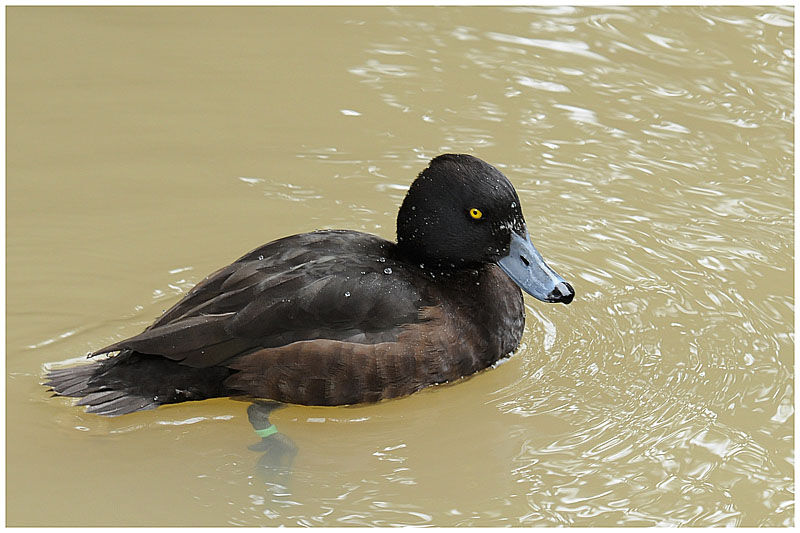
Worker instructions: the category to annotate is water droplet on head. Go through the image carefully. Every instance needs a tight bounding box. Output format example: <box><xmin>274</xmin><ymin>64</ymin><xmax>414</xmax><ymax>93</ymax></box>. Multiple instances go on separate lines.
<box><xmin>344</xmin><ymin>291</ymin><xmax>351</xmax><ymax>297</ymax></box>
<box><xmin>378</xmin><ymin>257</ymin><xmax>386</xmax><ymax>263</ymax></box>
<box><xmin>383</xmin><ymin>267</ymin><xmax>392</xmax><ymax>275</ymax></box>
<box><xmin>258</xmin><ymin>255</ymin><xmax>264</xmax><ymax>260</ymax></box>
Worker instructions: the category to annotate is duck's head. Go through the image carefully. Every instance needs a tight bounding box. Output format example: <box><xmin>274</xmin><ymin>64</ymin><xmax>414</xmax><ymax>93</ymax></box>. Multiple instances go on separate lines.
<box><xmin>397</xmin><ymin>154</ymin><xmax>574</xmax><ymax>304</ymax></box>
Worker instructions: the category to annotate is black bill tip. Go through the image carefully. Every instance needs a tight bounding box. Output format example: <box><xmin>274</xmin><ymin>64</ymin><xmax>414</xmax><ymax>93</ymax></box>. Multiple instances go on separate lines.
<box><xmin>548</xmin><ymin>281</ymin><xmax>575</xmax><ymax>304</ymax></box>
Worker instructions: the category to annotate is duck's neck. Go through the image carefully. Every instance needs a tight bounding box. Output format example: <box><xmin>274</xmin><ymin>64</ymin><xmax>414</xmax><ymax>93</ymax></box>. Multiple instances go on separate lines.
<box><xmin>434</xmin><ymin>263</ymin><xmax>527</xmax><ymax>368</ymax></box>
<box><xmin>394</xmin><ymin>242</ymin><xmax>485</xmax><ymax>280</ymax></box>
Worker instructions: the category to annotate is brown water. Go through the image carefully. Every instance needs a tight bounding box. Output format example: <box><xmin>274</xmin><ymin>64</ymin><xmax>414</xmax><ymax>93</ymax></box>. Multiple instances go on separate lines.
<box><xmin>6</xmin><ymin>6</ymin><xmax>794</xmax><ymax>527</ymax></box>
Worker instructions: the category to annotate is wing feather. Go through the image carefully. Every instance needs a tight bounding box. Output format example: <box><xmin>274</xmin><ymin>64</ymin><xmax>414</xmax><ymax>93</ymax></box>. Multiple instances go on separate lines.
<box><xmin>90</xmin><ymin>231</ymin><xmax>431</xmax><ymax>369</ymax></box>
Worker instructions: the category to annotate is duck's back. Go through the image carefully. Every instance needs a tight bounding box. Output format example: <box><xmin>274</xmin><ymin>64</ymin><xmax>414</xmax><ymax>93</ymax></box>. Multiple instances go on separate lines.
<box><xmin>136</xmin><ymin>230</ymin><xmax>431</xmax><ymax>363</ymax></box>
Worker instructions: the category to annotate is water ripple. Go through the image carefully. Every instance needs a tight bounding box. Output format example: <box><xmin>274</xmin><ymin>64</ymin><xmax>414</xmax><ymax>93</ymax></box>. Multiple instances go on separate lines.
<box><xmin>19</xmin><ymin>5</ymin><xmax>792</xmax><ymax>528</ymax></box>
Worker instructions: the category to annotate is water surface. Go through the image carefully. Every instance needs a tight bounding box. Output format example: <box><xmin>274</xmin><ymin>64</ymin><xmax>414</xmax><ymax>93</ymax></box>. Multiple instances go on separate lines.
<box><xmin>6</xmin><ymin>6</ymin><xmax>793</xmax><ymax>526</ymax></box>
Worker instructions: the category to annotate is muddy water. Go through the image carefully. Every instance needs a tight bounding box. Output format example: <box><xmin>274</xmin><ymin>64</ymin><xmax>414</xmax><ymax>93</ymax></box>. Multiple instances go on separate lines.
<box><xmin>6</xmin><ymin>6</ymin><xmax>793</xmax><ymax>526</ymax></box>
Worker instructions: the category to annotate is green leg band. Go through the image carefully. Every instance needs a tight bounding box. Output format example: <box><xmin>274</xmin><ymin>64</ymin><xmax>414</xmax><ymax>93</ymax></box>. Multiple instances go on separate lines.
<box><xmin>255</xmin><ymin>424</ymin><xmax>278</xmax><ymax>438</ymax></box>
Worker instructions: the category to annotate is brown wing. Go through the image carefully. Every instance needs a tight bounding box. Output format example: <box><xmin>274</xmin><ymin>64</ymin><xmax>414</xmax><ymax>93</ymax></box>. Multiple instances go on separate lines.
<box><xmin>90</xmin><ymin>230</ymin><xmax>435</xmax><ymax>368</ymax></box>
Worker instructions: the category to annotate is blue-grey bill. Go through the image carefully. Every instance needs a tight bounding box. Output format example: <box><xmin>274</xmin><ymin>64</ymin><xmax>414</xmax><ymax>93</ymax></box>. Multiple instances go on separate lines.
<box><xmin>497</xmin><ymin>230</ymin><xmax>574</xmax><ymax>304</ymax></box>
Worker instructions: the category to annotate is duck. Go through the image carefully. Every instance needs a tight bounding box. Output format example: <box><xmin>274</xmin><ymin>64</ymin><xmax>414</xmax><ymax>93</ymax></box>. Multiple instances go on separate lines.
<box><xmin>45</xmin><ymin>154</ymin><xmax>574</xmax><ymax>416</ymax></box>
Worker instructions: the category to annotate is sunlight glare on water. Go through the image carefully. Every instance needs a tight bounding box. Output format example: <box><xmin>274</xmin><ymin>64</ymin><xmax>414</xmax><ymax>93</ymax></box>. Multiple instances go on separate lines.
<box><xmin>6</xmin><ymin>5</ymin><xmax>793</xmax><ymax>527</ymax></box>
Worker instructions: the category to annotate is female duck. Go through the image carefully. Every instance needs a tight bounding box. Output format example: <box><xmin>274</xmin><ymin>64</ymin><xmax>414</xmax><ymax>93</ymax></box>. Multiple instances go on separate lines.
<box><xmin>46</xmin><ymin>154</ymin><xmax>574</xmax><ymax>415</ymax></box>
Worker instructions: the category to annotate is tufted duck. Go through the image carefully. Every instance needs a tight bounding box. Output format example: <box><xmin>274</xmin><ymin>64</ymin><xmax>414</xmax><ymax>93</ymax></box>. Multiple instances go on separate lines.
<box><xmin>45</xmin><ymin>154</ymin><xmax>574</xmax><ymax>415</ymax></box>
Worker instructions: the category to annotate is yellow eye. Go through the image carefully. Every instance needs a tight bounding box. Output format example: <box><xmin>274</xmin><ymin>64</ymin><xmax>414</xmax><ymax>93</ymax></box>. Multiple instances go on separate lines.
<box><xmin>469</xmin><ymin>208</ymin><xmax>483</xmax><ymax>219</ymax></box>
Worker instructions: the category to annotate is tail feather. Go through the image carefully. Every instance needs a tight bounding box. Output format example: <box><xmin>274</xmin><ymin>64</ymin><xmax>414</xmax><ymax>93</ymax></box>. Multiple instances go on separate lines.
<box><xmin>45</xmin><ymin>357</ymin><xmax>159</xmax><ymax>416</ymax></box>
<box><xmin>85</xmin><ymin>395</ymin><xmax>158</xmax><ymax>416</ymax></box>
<box><xmin>45</xmin><ymin>364</ymin><xmax>99</xmax><ymax>397</ymax></box>
<box><xmin>75</xmin><ymin>389</ymin><xmax>127</xmax><ymax>406</ymax></box>
<box><xmin>45</xmin><ymin>351</ymin><xmax>234</xmax><ymax>416</ymax></box>
<box><xmin>57</xmin><ymin>379</ymin><xmax>101</xmax><ymax>397</ymax></box>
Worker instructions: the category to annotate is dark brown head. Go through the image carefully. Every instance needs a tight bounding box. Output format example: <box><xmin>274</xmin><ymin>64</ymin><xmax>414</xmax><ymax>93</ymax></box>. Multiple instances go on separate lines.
<box><xmin>396</xmin><ymin>154</ymin><xmax>574</xmax><ymax>304</ymax></box>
